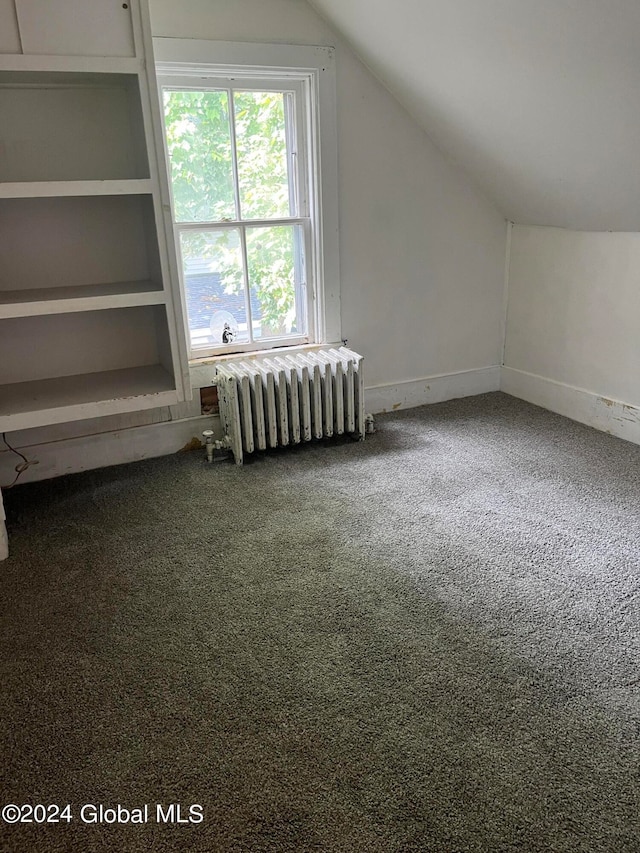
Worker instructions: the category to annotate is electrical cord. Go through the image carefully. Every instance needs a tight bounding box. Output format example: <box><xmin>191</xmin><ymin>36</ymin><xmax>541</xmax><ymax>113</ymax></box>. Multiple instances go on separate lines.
<box><xmin>1</xmin><ymin>432</ymin><xmax>39</xmax><ymax>488</ymax></box>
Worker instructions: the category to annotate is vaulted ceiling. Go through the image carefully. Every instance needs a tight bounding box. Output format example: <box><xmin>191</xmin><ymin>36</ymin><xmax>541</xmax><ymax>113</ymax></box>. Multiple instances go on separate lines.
<box><xmin>308</xmin><ymin>0</ymin><xmax>640</xmax><ymax>231</ymax></box>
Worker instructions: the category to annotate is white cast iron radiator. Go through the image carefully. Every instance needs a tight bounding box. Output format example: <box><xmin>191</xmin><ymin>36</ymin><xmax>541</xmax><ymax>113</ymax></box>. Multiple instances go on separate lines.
<box><xmin>215</xmin><ymin>347</ymin><xmax>365</xmax><ymax>465</ymax></box>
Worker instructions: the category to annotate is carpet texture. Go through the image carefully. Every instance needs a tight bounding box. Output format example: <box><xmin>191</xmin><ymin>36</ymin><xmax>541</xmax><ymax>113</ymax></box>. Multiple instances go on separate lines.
<box><xmin>1</xmin><ymin>392</ymin><xmax>638</xmax><ymax>852</ymax></box>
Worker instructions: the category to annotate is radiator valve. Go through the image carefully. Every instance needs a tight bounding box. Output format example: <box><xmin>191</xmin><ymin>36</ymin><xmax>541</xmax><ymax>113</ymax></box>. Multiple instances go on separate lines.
<box><xmin>202</xmin><ymin>430</ymin><xmax>232</xmax><ymax>463</ymax></box>
<box><xmin>365</xmin><ymin>413</ymin><xmax>375</xmax><ymax>435</ymax></box>
<box><xmin>202</xmin><ymin>429</ymin><xmax>215</xmax><ymax>463</ymax></box>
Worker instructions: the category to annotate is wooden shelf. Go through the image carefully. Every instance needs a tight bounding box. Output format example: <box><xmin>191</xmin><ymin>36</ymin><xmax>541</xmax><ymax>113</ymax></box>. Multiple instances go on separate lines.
<box><xmin>0</xmin><ymin>281</ymin><xmax>166</xmax><ymax>318</ymax></box>
<box><xmin>0</xmin><ymin>365</ymin><xmax>178</xmax><ymax>432</ymax></box>
<box><xmin>0</xmin><ymin>55</ymin><xmax>142</xmax><ymax>75</ymax></box>
<box><xmin>0</xmin><ymin>179</ymin><xmax>152</xmax><ymax>199</ymax></box>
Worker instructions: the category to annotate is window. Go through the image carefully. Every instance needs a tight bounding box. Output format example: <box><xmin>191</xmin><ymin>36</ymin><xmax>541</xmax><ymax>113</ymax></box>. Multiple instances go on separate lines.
<box><xmin>155</xmin><ymin>41</ymin><xmax>339</xmax><ymax>360</ymax></box>
<box><xmin>162</xmin><ymin>80</ymin><xmax>308</xmax><ymax>354</ymax></box>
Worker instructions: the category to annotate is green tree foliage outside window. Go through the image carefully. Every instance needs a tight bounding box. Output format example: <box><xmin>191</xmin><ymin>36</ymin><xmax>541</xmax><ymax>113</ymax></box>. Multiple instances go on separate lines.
<box><xmin>163</xmin><ymin>88</ymin><xmax>301</xmax><ymax>340</ymax></box>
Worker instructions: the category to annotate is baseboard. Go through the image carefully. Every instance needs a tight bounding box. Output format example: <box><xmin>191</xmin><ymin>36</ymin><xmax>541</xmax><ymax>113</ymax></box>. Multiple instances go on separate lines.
<box><xmin>0</xmin><ymin>415</ymin><xmax>221</xmax><ymax>487</ymax></box>
<box><xmin>0</xmin><ymin>364</ymin><xmax>504</xmax><ymax>486</ymax></box>
<box><xmin>501</xmin><ymin>367</ymin><xmax>640</xmax><ymax>445</ymax></box>
<box><xmin>365</xmin><ymin>366</ymin><xmax>501</xmax><ymax>415</ymax></box>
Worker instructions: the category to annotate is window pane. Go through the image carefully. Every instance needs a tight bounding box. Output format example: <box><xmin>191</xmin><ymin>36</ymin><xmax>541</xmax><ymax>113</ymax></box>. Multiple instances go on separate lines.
<box><xmin>246</xmin><ymin>225</ymin><xmax>304</xmax><ymax>340</ymax></box>
<box><xmin>179</xmin><ymin>229</ymin><xmax>250</xmax><ymax>349</ymax></box>
<box><xmin>234</xmin><ymin>91</ymin><xmax>292</xmax><ymax>220</ymax></box>
<box><xmin>163</xmin><ymin>90</ymin><xmax>236</xmax><ymax>223</ymax></box>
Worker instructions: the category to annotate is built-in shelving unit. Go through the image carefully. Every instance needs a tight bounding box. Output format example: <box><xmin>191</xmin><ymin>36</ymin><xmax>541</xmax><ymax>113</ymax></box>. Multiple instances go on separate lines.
<box><xmin>0</xmin><ymin>0</ymin><xmax>190</xmax><ymax>435</ymax></box>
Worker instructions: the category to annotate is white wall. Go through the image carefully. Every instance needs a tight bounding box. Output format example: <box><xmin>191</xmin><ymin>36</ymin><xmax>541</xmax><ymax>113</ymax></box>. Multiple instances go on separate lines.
<box><xmin>502</xmin><ymin>225</ymin><xmax>640</xmax><ymax>443</ymax></box>
<box><xmin>151</xmin><ymin>0</ymin><xmax>507</xmax><ymax>400</ymax></box>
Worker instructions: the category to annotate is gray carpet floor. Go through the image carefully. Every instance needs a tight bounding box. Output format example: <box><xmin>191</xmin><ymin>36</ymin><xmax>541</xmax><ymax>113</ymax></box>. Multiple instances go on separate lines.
<box><xmin>1</xmin><ymin>391</ymin><xmax>638</xmax><ymax>853</ymax></box>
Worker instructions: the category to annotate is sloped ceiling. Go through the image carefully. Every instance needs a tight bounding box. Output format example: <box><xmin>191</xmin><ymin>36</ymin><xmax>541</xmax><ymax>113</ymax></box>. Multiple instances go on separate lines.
<box><xmin>308</xmin><ymin>0</ymin><xmax>640</xmax><ymax>231</ymax></box>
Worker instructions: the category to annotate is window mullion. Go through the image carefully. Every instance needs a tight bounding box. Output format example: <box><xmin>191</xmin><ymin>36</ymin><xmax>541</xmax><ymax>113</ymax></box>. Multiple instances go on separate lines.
<box><xmin>228</xmin><ymin>88</ymin><xmax>243</xmax><ymax>220</ymax></box>
<box><xmin>302</xmin><ymin>220</ymin><xmax>315</xmax><ymax>339</ymax></box>
<box><xmin>228</xmin><ymin>88</ymin><xmax>253</xmax><ymax>344</ymax></box>
<box><xmin>239</xmin><ymin>226</ymin><xmax>254</xmax><ymax>345</ymax></box>
<box><xmin>284</xmin><ymin>92</ymin><xmax>298</xmax><ymax>217</ymax></box>
<box><xmin>176</xmin><ymin>216</ymin><xmax>306</xmax><ymax>231</ymax></box>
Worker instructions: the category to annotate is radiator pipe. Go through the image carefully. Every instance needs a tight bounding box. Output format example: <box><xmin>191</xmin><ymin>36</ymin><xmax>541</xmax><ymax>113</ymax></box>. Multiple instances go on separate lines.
<box><xmin>202</xmin><ymin>430</ymin><xmax>232</xmax><ymax>463</ymax></box>
<box><xmin>202</xmin><ymin>430</ymin><xmax>215</xmax><ymax>463</ymax></box>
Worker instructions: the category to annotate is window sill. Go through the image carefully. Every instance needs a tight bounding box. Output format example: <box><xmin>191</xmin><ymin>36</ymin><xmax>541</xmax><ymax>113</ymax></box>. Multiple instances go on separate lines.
<box><xmin>188</xmin><ymin>341</ymin><xmax>344</xmax><ymax>389</ymax></box>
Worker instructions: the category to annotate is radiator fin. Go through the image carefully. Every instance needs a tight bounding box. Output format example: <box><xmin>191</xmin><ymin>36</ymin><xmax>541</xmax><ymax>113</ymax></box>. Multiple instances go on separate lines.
<box><xmin>216</xmin><ymin>347</ymin><xmax>365</xmax><ymax>465</ymax></box>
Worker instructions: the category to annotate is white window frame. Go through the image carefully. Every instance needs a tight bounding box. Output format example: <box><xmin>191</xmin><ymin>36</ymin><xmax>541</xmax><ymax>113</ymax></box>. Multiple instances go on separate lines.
<box><xmin>153</xmin><ymin>39</ymin><xmax>341</xmax><ymax>361</ymax></box>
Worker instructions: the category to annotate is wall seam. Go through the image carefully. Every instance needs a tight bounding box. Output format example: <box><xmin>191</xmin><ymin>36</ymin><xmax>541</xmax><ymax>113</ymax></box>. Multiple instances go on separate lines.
<box><xmin>500</xmin><ymin>220</ymin><xmax>513</xmax><ymax>373</ymax></box>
